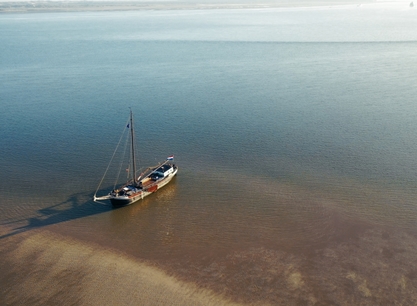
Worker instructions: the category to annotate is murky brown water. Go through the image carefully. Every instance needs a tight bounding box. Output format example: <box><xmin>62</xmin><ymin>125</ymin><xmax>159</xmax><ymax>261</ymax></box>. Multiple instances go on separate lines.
<box><xmin>2</xmin><ymin>170</ymin><xmax>417</xmax><ymax>305</ymax></box>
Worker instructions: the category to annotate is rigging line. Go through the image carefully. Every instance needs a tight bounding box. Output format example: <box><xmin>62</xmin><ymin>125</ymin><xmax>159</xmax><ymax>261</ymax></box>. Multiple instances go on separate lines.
<box><xmin>94</xmin><ymin>117</ymin><xmax>130</xmax><ymax>197</ymax></box>
<box><xmin>114</xmin><ymin>131</ymin><xmax>130</xmax><ymax>189</ymax></box>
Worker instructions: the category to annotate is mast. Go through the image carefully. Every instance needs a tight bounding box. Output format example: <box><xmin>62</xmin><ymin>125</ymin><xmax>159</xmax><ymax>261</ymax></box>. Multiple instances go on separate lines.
<box><xmin>130</xmin><ymin>109</ymin><xmax>137</xmax><ymax>184</ymax></box>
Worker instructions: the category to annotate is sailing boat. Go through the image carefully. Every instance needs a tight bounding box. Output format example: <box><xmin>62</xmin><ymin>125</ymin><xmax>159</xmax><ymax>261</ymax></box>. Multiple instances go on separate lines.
<box><xmin>94</xmin><ymin>110</ymin><xmax>178</xmax><ymax>207</ymax></box>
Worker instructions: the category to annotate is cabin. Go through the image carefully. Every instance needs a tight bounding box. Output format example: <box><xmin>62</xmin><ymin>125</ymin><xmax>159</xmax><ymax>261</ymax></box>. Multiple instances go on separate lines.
<box><xmin>151</xmin><ymin>164</ymin><xmax>174</xmax><ymax>180</ymax></box>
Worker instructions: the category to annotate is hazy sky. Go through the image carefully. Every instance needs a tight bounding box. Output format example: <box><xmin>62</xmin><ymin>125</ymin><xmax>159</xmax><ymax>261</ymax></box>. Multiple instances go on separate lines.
<box><xmin>0</xmin><ymin>0</ymin><xmax>374</xmax><ymax>2</ymax></box>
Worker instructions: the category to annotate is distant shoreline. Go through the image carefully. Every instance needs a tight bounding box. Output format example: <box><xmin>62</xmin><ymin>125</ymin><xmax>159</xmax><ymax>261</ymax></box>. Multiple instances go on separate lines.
<box><xmin>0</xmin><ymin>1</ymin><xmax>375</xmax><ymax>13</ymax></box>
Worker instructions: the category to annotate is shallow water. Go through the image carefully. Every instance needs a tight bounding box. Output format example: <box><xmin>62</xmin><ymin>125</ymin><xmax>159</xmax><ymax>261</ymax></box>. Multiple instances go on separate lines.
<box><xmin>1</xmin><ymin>4</ymin><xmax>417</xmax><ymax>304</ymax></box>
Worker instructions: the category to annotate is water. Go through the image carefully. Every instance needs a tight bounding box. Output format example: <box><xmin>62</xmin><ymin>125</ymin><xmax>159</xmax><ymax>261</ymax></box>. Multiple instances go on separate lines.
<box><xmin>1</xmin><ymin>3</ymin><xmax>417</xmax><ymax>304</ymax></box>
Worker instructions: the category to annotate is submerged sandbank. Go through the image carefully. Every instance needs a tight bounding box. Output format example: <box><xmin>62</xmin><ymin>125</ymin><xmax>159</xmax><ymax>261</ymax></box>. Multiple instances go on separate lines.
<box><xmin>2</xmin><ymin>223</ymin><xmax>417</xmax><ymax>305</ymax></box>
<box><xmin>0</xmin><ymin>227</ymin><xmax>238</xmax><ymax>306</ymax></box>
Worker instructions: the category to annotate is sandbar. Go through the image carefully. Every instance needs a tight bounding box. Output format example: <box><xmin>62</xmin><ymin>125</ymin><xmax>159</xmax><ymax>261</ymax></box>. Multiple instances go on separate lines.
<box><xmin>0</xmin><ymin>226</ymin><xmax>239</xmax><ymax>305</ymax></box>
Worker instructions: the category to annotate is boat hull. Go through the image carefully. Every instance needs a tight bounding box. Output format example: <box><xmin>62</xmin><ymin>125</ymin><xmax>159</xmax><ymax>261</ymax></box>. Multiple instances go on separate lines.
<box><xmin>110</xmin><ymin>168</ymin><xmax>178</xmax><ymax>208</ymax></box>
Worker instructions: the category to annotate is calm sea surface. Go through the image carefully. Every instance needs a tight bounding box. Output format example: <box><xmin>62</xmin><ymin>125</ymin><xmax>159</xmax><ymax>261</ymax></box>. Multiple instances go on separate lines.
<box><xmin>1</xmin><ymin>4</ymin><xmax>417</xmax><ymax>304</ymax></box>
